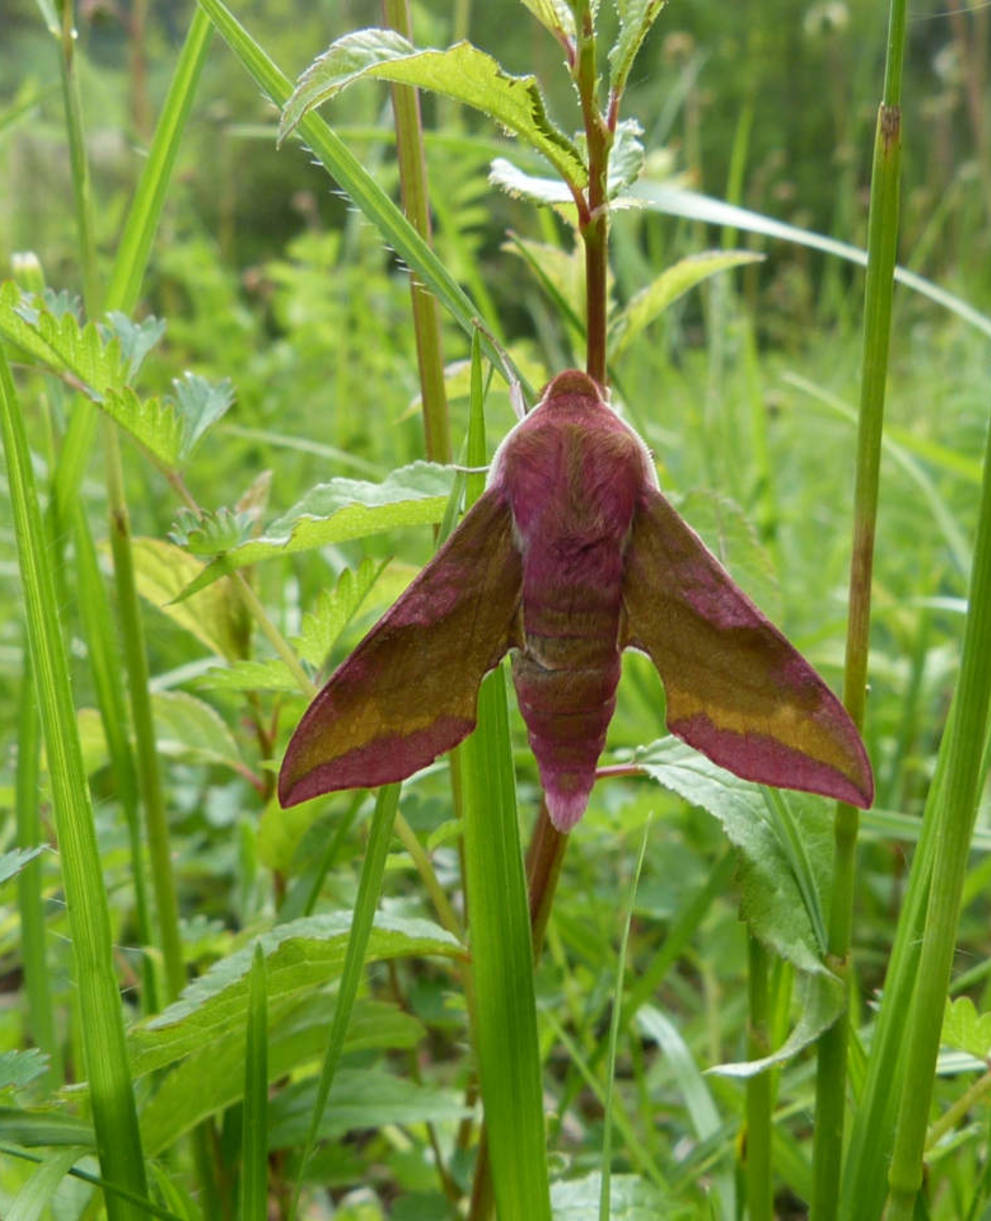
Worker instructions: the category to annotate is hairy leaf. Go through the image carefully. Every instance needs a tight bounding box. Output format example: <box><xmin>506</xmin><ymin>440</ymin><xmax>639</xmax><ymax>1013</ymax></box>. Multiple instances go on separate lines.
<box><xmin>280</xmin><ymin>31</ymin><xmax>587</xmax><ymax>187</ymax></box>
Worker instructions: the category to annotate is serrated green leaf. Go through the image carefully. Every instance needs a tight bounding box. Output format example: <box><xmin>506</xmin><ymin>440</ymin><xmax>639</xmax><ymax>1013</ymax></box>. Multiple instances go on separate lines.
<box><xmin>192</xmin><ymin>658</ymin><xmax>299</xmax><ymax>695</ymax></box>
<box><xmin>129</xmin><ymin>537</ymin><xmax>246</xmax><ymax>661</ymax></box>
<box><xmin>152</xmin><ymin>690</ymin><xmax>244</xmax><ymax>772</ymax></box>
<box><xmin>610</xmin><ymin>250</ymin><xmax>764</xmax><ymax>357</ymax></box>
<box><xmin>268</xmin><ymin>1068</ymin><xmax>470</xmax><ymax>1147</ymax></box>
<box><xmin>942</xmin><ymin>996</ymin><xmax>991</xmax><ymax>1060</ymax></box>
<box><xmin>609</xmin><ymin>118</ymin><xmax>646</xmax><ymax>194</ymax></box>
<box><xmin>709</xmin><ymin>969</ymin><xmax>843</xmax><ymax>1077</ymax></box>
<box><xmin>169</xmin><ymin>506</ymin><xmax>257</xmax><ymax>556</ymax></box>
<box><xmin>0</xmin><ymin>281</ymin><xmax>128</xmax><ymax>394</ymax></box>
<box><xmin>140</xmin><ymin>997</ymin><xmax>424</xmax><ymax>1156</ymax></box>
<box><xmin>296</xmin><ymin>557</ymin><xmax>383</xmax><ymax>668</ymax></box>
<box><xmin>104</xmin><ymin>312</ymin><xmax>166</xmax><ymax>380</ymax></box>
<box><xmin>100</xmin><ymin>385</ymin><xmax>185</xmax><ymax>466</ymax></box>
<box><xmin>128</xmin><ymin>913</ymin><xmax>462</xmax><ymax>1079</ymax></box>
<box><xmin>0</xmin><ymin>846</ymin><xmax>46</xmax><ymax>888</ymax></box>
<box><xmin>635</xmin><ymin>738</ymin><xmax>831</xmax><ymax>975</ymax></box>
<box><xmin>518</xmin><ymin>0</ymin><xmax>575</xmax><ymax>40</ymax></box>
<box><xmin>490</xmin><ymin>157</ymin><xmax>573</xmax><ymax>206</ymax></box>
<box><xmin>280</xmin><ymin>32</ymin><xmax>586</xmax><ymax>188</ymax></box>
<box><xmin>609</xmin><ymin>1</ymin><xmax>671</xmax><ymax>104</ymax></box>
<box><xmin>172</xmin><ymin>371</ymin><xmax>235</xmax><ymax>457</ymax></box>
<box><xmin>176</xmin><ymin>462</ymin><xmax>456</xmax><ymax>598</ymax></box>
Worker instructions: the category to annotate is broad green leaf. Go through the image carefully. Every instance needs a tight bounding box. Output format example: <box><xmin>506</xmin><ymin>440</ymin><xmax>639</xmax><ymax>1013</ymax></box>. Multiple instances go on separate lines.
<box><xmin>170</xmin><ymin>371</ymin><xmax>235</xmax><ymax>457</ymax></box>
<box><xmin>169</xmin><ymin>505</ymin><xmax>256</xmax><ymax>556</ymax></box>
<box><xmin>490</xmin><ymin>146</ymin><xmax>645</xmax><ymax>206</ymax></box>
<box><xmin>267</xmin><ymin>1068</ymin><xmax>470</xmax><ymax>1147</ymax></box>
<box><xmin>942</xmin><ymin>996</ymin><xmax>991</xmax><ymax>1060</ymax></box>
<box><xmin>140</xmin><ymin>997</ymin><xmax>424</xmax><ymax>1155</ymax></box>
<box><xmin>152</xmin><ymin>691</ymin><xmax>244</xmax><ymax>773</ymax></box>
<box><xmin>280</xmin><ymin>31</ymin><xmax>586</xmax><ymax>188</ymax></box>
<box><xmin>635</xmin><ymin>738</ymin><xmax>831</xmax><ymax>975</ymax></box>
<box><xmin>518</xmin><ymin>0</ymin><xmax>575</xmax><ymax>41</ymax></box>
<box><xmin>296</xmin><ymin>557</ymin><xmax>383</xmax><ymax>668</ymax></box>
<box><xmin>128</xmin><ymin>913</ymin><xmax>462</xmax><ymax>1077</ymax></box>
<box><xmin>610</xmin><ymin>251</ymin><xmax>764</xmax><ymax>357</ymax></box>
<box><xmin>550</xmin><ymin>1172</ymin><xmax>671</xmax><ymax>1220</ymax></box>
<box><xmin>0</xmin><ymin>846</ymin><xmax>45</xmax><ymax>888</ymax></box>
<box><xmin>709</xmin><ymin>969</ymin><xmax>843</xmax><ymax>1077</ymax></box>
<box><xmin>176</xmin><ymin>462</ymin><xmax>456</xmax><ymax>598</ymax></box>
<box><xmin>0</xmin><ymin>1049</ymin><xmax>50</xmax><ymax>1090</ymax></box>
<box><xmin>609</xmin><ymin>1</ymin><xmax>671</xmax><ymax>105</ymax></box>
<box><xmin>129</xmin><ymin>537</ymin><xmax>246</xmax><ymax>661</ymax></box>
<box><xmin>192</xmin><ymin>658</ymin><xmax>299</xmax><ymax>695</ymax></box>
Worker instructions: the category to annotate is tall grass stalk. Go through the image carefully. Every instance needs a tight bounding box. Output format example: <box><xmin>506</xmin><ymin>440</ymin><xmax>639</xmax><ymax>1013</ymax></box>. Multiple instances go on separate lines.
<box><xmin>811</xmin><ymin>0</ymin><xmax>907</xmax><ymax>1215</ymax></box>
<box><xmin>15</xmin><ymin>659</ymin><xmax>62</xmax><ymax>1090</ymax></box>
<box><xmin>883</xmin><ymin>411</ymin><xmax>991</xmax><ymax>1217</ymax></box>
<box><xmin>0</xmin><ymin>345</ymin><xmax>148</xmax><ymax>1219</ymax></box>
<box><xmin>383</xmin><ymin>0</ymin><xmax>452</xmax><ymax>465</ymax></box>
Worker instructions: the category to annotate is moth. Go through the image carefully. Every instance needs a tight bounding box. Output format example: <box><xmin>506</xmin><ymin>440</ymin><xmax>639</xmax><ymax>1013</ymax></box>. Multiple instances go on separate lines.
<box><xmin>279</xmin><ymin>370</ymin><xmax>873</xmax><ymax>831</ymax></box>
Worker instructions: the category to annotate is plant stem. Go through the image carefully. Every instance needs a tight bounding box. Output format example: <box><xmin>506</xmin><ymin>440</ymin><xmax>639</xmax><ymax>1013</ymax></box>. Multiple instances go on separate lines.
<box><xmin>811</xmin><ymin>2</ymin><xmax>907</xmax><ymax>1215</ymax></box>
<box><xmin>573</xmin><ymin>6</ymin><xmax>611</xmax><ymax>385</ymax></box>
<box><xmin>105</xmin><ymin>435</ymin><xmax>186</xmax><ymax>1003</ymax></box>
<box><xmin>1</xmin><ymin>344</ymin><xmax>148</xmax><ymax>1219</ymax></box>
<box><xmin>746</xmin><ymin>936</ymin><xmax>774</xmax><ymax>1221</ymax></box>
<box><xmin>382</xmin><ymin>0</ymin><xmax>451</xmax><ymax>464</ymax></box>
<box><xmin>883</xmin><ymin>411</ymin><xmax>991</xmax><ymax>1217</ymax></box>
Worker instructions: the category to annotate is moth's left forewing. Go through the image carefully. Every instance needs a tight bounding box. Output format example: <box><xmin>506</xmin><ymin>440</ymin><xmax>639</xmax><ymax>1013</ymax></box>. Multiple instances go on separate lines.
<box><xmin>279</xmin><ymin>489</ymin><xmax>522</xmax><ymax>807</ymax></box>
<box><xmin>621</xmin><ymin>487</ymin><xmax>874</xmax><ymax>807</ymax></box>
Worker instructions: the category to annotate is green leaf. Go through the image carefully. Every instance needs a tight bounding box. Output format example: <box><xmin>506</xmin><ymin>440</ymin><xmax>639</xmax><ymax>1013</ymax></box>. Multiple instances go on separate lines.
<box><xmin>518</xmin><ymin>0</ymin><xmax>575</xmax><ymax>41</ymax></box>
<box><xmin>490</xmin><ymin>157</ymin><xmax>573</xmax><ymax>206</ymax></box>
<box><xmin>609</xmin><ymin>250</ymin><xmax>764</xmax><ymax>357</ymax></box>
<box><xmin>128</xmin><ymin>913</ymin><xmax>462</xmax><ymax>1078</ymax></box>
<box><xmin>192</xmin><ymin>658</ymin><xmax>299</xmax><ymax>695</ymax></box>
<box><xmin>609</xmin><ymin>1</ymin><xmax>671</xmax><ymax>105</ymax></box>
<box><xmin>550</xmin><ymin>1172</ymin><xmax>670</xmax><ymax>1220</ymax></box>
<box><xmin>609</xmin><ymin>119</ymin><xmax>646</xmax><ymax>195</ymax></box>
<box><xmin>0</xmin><ymin>1049</ymin><xmax>50</xmax><ymax>1090</ymax></box>
<box><xmin>130</xmin><ymin>537</ymin><xmax>246</xmax><ymax>661</ymax></box>
<box><xmin>0</xmin><ymin>846</ymin><xmax>46</xmax><ymax>888</ymax></box>
<box><xmin>0</xmin><ymin>281</ymin><xmax>127</xmax><ymax>393</ymax></box>
<box><xmin>0</xmin><ymin>1107</ymin><xmax>94</xmax><ymax>1149</ymax></box>
<box><xmin>7</xmin><ymin>1149</ymin><xmax>85</xmax><ymax>1221</ymax></box>
<box><xmin>635</xmin><ymin>738</ymin><xmax>831</xmax><ymax>975</ymax></box>
<box><xmin>152</xmin><ymin>691</ymin><xmax>244</xmax><ymax>773</ymax></box>
<box><xmin>942</xmin><ymin>996</ymin><xmax>991</xmax><ymax>1060</ymax></box>
<box><xmin>296</xmin><ymin>557</ymin><xmax>383</xmax><ymax>669</ymax></box>
<box><xmin>102</xmin><ymin>312</ymin><xmax>166</xmax><ymax>380</ymax></box>
<box><xmin>709</xmin><ymin>969</ymin><xmax>843</xmax><ymax>1078</ymax></box>
<box><xmin>280</xmin><ymin>31</ymin><xmax>586</xmax><ymax>188</ymax></box>
<box><xmin>0</xmin><ymin>282</ymin><xmax>232</xmax><ymax>467</ymax></box>
<box><xmin>139</xmin><ymin>997</ymin><xmax>424</xmax><ymax>1156</ymax></box>
<box><xmin>176</xmin><ymin>462</ymin><xmax>456</xmax><ymax>598</ymax></box>
<box><xmin>268</xmin><ymin>1068</ymin><xmax>470</xmax><ymax>1147</ymax></box>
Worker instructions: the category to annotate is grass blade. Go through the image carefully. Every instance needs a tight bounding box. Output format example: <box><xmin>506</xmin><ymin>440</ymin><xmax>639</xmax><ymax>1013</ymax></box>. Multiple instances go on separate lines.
<box><xmin>461</xmin><ymin>665</ymin><xmax>551</xmax><ymax>1220</ymax></box>
<box><xmin>0</xmin><ymin>344</ymin><xmax>148</xmax><ymax>1217</ymax></box>
<box><xmin>239</xmin><ymin>942</ymin><xmax>269</xmax><ymax>1221</ymax></box>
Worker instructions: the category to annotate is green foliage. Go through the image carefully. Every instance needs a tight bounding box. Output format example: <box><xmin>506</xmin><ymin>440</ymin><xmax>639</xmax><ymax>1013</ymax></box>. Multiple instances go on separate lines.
<box><xmin>2</xmin><ymin>0</ymin><xmax>991</xmax><ymax>1216</ymax></box>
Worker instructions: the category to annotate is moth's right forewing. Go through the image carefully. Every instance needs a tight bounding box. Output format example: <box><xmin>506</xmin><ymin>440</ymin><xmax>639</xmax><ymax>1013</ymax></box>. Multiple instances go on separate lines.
<box><xmin>279</xmin><ymin>489</ymin><xmax>522</xmax><ymax>806</ymax></box>
<box><xmin>622</xmin><ymin>487</ymin><xmax>874</xmax><ymax>807</ymax></box>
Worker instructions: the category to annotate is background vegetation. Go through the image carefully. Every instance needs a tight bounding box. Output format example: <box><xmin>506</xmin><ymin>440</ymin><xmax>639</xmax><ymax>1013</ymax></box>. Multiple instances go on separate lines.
<box><xmin>1</xmin><ymin>0</ymin><xmax>990</xmax><ymax>1217</ymax></box>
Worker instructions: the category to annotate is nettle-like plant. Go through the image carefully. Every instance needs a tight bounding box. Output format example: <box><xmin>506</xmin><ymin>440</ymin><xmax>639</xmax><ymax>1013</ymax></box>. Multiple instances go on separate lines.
<box><xmin>5</xmin><ymin>1</ymin><xmax>991</xmax><ymax>1219</ymax></box>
